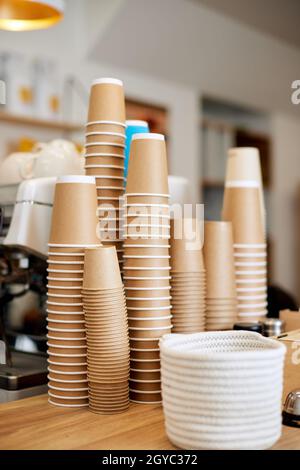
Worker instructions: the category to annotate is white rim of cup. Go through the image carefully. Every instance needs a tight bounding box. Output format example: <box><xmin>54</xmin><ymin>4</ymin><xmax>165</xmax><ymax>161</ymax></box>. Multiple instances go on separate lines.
<box><xmin>48</xmin><ymin>392</ymin><xmax>89</xmax><ymax>400</ymax></box>
<box><xmin>124</xmin><ymin>203</ymin><xmax>169</xmax><ymax>209</ymax></box>
<box><xmin>85</xmin><ymin>164</ymin><xmax>124</xmax><ymax>170</ymax></box>
<box><xmin>129</xmin><ymin>389</ymin><xmax>161</xmax><ymax>395</ymax></box>
<box><xmin>234</xmin><ymin>253</ymin><xmax>266</xmax><ymax>258</ymax></box>
<box><xmin>47</xmin><ymin>277</ymin><xmax>83</xmax><ymax>282</ymax></box>
<box><xmin>48</xmin><ymin>400</ymin><xmax>88</xmax><ymax>408</ymax></box>
<box><xmin>126</xmin><ymin>214</ymin><xmax>171</xmax><ymax>220</ymax></box>
<box><xmin>126</xmin><ymin>296</ymin><xmax>172</xmax><ymax>301</ymax></box>
<box><xmin>47</xmin><ymin>269</ymin><xmax>84</xmax><ymax>274</ymax></box>
<box><xmin>238</xmin><ymin>303</ymin><xmax>268</xmax><ymax>309</ymax></box>
<box><xmin>94</xmin><ymin>175</ymin><xmax>125</xmax><ymax>180</ymax></box>
<box><xmin>225</xmin><ymin>180</ymin><xmax>260</xmax><ymax>188</ymax></box>
<box><xmin>47</xmin><ymin>301</ymin><xmax>83</xmax><ymax>307</ymax></box>
<box><xmin>56</xmin><ymin>175</ymin><xmax>96</xmax><ymax>185</ymax></box>
<box><xmin>47</xmin><ymin>367</ymin><xmax>86</xmax><ymax>376</ymax></box>
<box><xmin>124</xmin><ymin>244</ymin><xmax>170</xmax><ymax>248</ymax></box>
<box><xmin>47</xmin><ymin>293</ymin><xmax>82</xmax><ymax>298</ymax></box>
<box><xmin>236</xmin><ymin>287</ymin><xmax>267</xmax><ymax>293</ymax></box>
<box><xmin>48</xmin><ymin>385</ymin><xmax>88</xmax><ymax>392</ymax></box>
<box><xmin>132</xmin><ymin>133</ymin><xmax>164</xmax><ymax>142</ymax></box>
<box><xmin>47</xmin><ymin>375</ymin><xmax>87</xmax><ymax>383</ymax></box>
<box><xmin>236</xmin><ymin>279</ymin><xmax>267</xmax><ymax>284</ymax></box>
<box><xmin>48</xmin><ymin>244</ymin><xmax>101</xmax><ymax>248</ymax></box>
<box><xmin>127</xmin><ymin>306</ymin><xmax>171</xmax><ymax>312</ymax></box>
<box><xmin>47</xmin><ymin>326</ymin><xmax>85</xmax><ymax>332</ymax></box>
<box><xmin>238</xmin><ymin>311</ymin><xmax>268</xmax><ymax>317</ymax></box>
<box><xmin>48</xmin><ymin>352</ymin><xmax>86</xmax><ymax>358</ymax></box>
<box><xmin>123</xmin><ymin>276</ymin><xmax>171</xmax><ymax>280</ymax></box>
<box><xmin>125</xmin><ymin>193</ymin><xmax>170</xmax><ymax>198</ymax></box>
<box><xmin>96</xmin><ymin>186</ymin><xmax>124</xmax><ymax>190</ymax></box>
<box><xmin>86</xmin><ymin>120</ymin><xmax>126</xmax><ymax>127</ymax></box>
<box><xmin>124</xmin><ymin>236</ymin><xmax>170</xmax><ymax>241</ymax></box>
<box><xmin>124</xmin><ymin>224</ymin><xmax>170</xmax><ymax>229</ymax></box>
<box><xmin>92</xmin><ymin>78</ymin><xmax>123</xmax><ymax>86</ymax></box>
<box><xmin>235</xmin><ymin>262</ymin><xmax>267</xmax><ymax>267</ymax></box>
<box><xmin>85</xmin><ymin>153</ymin><xmax>125</xmax><ymax>159</ymax></box>
<box><xmin>46</xmin><ymin>285</ymin><xmax>82</xmax><ymax>290</ymax></box>
<box><xmin>123</xmin><ymin>255</ymin><xmax>170</xmax><ymax>259</ymax></box>
<box><xmin>85</xmin><ymin>132</ymin><xmax>125</xmax><ymax>138</ymax></box>
<box><xmin>235</xmin><ymin>270</ymin><xmax>267</xmax><ymax>276</ymax></box>
<box><xmin>125</xmin><ymin>286</ymin><xmax>171</xmax><ymax>291</ymax></box>
<box><xmin>123</xmin><ymin>267</ymin><xmax>170</xmax><ymax>271</ymax></box>
<box><xmin>47</xmin><ymin>318</ymin><xmax>85</xmax><ymax>324</ymax></box>
<box><xmin>85</xmin><ymin>142</ymin><xmax>125</xmax><ymax>148</ymax></box>
<box><xmin>47</xmin><ymin>260</ymin><xmax>84</xmax><ymax>265</ymax></box>
<box><xmin>48</xmin><ymin>360</ymin><xmax>87</xmax><ymax>366</ymax></box>
<box><xmin>234</xmin><ymin>244</ymin><xmax>267</xmax><ymax>249</ymax></box>
<box><xmin>237</xmin><ymin>295</ymin><xmax>267</xmax><ymax>301</ymax></box>
<box><xmin>129</xmin><ymin>325</ymin><xmax>172</xmax><ymax>331</ymax></box>
<box><xmin>47</xmin><ymin>342</ymin><xmax>86</xmax><ymax>349</ymax></box>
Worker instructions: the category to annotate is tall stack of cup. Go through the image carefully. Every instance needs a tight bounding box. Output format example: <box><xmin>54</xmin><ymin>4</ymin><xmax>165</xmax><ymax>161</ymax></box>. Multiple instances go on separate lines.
<box><xmin>203</xmin><ymin>222</ymin><xmax>238</xmax><ymax>331</ymax></box>
<box><xmin>82</xmin><ymin>246</ymin><xmax>130</xmax><ymax>414</ymax></box>
<box><xmin>47</xmin><ymin>176</ymin><xmax>101</xmax><ymax>408</ymax></box>
<box><xmin>84</xmin><ymin>78</ymin><xmax>126</xmax><ymax>270</ymax></box>
<box><xmin>222</xmin><ymin>148</ymin><xmax>268</xmax><ymax>322</ymax></box>
<box><xmin>170</xmin><ymin>218</ymin><xmax>206</xmax><ymax>333</ymax></box>
<box><xmin>123</xmin><ymin>133</ymin><xmax>172</xmax><ymax>404</ymax></box>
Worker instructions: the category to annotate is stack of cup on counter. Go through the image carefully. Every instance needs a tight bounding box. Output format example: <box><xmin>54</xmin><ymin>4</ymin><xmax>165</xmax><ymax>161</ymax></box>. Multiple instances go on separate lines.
<box><xmin>170</xmin><ymin>218</ymin><xmax>206</xmax><ymax>333</ymax></box>
<box><xmin>222</xmin><ymin>148</ymin><xmax>267</xmax><ymax>322</ymax></box>
<box><xmin>82</xmin><ymin>246</ymin><xmax>130</xmax><ymax>414</ymax></box>
<box><xmin>47</xmin><ymin>176</ymin><xmax>101</xmax><ymax>408</ymax></box>
<box><xmin>84</xmin><ymin>78</ymin><xmax>126</xmax><ymax>270</ymax></box>
<box><xmin>123</xmin><ymin>133</ymin><xmax>172</xmax><ymax>404</ymax></box>
<box><xmin>203</xmin><ymin>222</ymin><xmax>238</xmax><ymax>331</ymax></box>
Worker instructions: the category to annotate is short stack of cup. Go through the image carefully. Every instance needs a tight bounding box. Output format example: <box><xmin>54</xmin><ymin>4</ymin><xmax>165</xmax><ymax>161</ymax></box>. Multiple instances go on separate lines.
<box><xmin>123</xmin><ymin>133</ymin><xmax>172</xmax><ymax>404</ymax></box>
<box><xmin>82</xmin><ymin>246</ymin><xmax>130</xmax><ymax>414</ymax></box>
<box><xmin>203</xmin><ymin>221</ymin><xmax>238</xmax><ymax>331</ymax></box>
<box><xmin>47</xmin><ymin>176</ymin><xmax>101</xmax><ymax>409</ymax></box>
<box><xmin>170</xmin><ymin>218</ymin><xmax>206</xmax><ymax>333</ymax></box>
<box><xmin>222</xmin><ymin>148</ymin><xmax>267</xmax><ymax>322</ymax></box>
<box><xmin>84</xmin><ymin>78</ymin><xmax>126</xmax><ymax>270</ymax></box>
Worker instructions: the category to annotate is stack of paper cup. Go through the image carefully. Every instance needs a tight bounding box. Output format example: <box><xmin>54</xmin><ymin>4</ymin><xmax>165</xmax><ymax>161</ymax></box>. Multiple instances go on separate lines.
<box><xmin>223</xmin><ymin>148</ymin><xmax>268</xmax><ymax>323</ymax></box>
<box><xmin>47</xmin><ymin>176</ymin><xmax>101</xmax><ymax>408</ymax></box>
<box><xmin>203</xmin><ymin>222</ymin><xmax>237</xmax><ymax>331</ymax></box>
<box><xmin>170</xmin><ymin>218</ymin><xmax>206</xmax><ymax>333</ymax></box>
<box><xmin>84</xmin><ymin>78</ymin><xmax>126</xmax><ymax>269</ymax></box>
<box><xmin>124</xmin><ymin>133</ymin><xmax>172</xmax><ymax>404</ymax></box>
<box><xmin>82</xmin><ymin>246</ymin><xmax>129</xmax><ymax>414</ymax></box>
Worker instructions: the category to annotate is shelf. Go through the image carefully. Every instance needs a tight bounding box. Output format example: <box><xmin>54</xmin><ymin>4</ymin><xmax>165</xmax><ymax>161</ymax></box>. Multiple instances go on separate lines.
<box><xmin>0</xmin><ymin>112</ymin><xmax>83</xmax><ymax>132</ymax></box>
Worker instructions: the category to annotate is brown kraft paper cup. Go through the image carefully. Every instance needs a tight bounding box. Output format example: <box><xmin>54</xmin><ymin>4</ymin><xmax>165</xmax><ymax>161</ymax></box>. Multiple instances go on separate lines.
<box><xmin>129</xmin><ymin>391</ymin><xmax>161</xmax><ymax>403</ymax></box>
<box><xmin>87</xmin><ymin>79</ymin><xmax>125</xmax><ymax>123</ymax></box>
<box><xmin>49</xmin><ymin>178</ymin><xmax>100</xmax><ymax>245</ymax></box>
<box><xmin>83</xmin><ymin>246</ymin><xmax>122</xmax><ymax>290</ymax></box>
<box><xmin>222</xmin><ymin>187</ymin><xmax>265</xmax><ymax>244</ymax></box>
<box><xmin>126</xmin><ymin>135</ymin><xmax>169</xmax><ymax>194</ymax></box>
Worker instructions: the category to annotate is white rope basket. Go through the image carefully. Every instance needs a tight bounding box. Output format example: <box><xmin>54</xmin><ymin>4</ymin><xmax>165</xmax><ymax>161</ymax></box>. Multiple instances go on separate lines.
<box><xmin>160</xmin><ymin>331</ymin><xmax>286</xmax><ymax>450</ymax></box>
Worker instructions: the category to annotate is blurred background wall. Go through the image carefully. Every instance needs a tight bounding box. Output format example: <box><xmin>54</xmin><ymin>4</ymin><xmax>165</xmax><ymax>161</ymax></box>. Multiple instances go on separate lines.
<box><xmin>0</xmin><ymin>0</ymin><xmax>300</xmax><ymax>300</ymax></box>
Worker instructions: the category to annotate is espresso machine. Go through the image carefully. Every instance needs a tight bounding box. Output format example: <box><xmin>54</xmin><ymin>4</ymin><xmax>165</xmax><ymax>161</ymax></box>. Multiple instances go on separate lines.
<box><xmin>0</xmin><ymin>177</ymin><xmax>56</xmax><ymax>402</ymax></box>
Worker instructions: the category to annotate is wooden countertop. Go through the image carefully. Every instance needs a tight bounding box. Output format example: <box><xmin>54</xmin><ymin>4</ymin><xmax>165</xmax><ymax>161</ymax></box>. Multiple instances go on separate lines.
<box><xmin>0</xmin><ymin>333</ymin><xmax>299</xmax><ymax>450</ymax></box>
<box><xmin>0</xmin><ymin>394</ymin><xmax>299</xmax><ymax>450</ymax></box>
